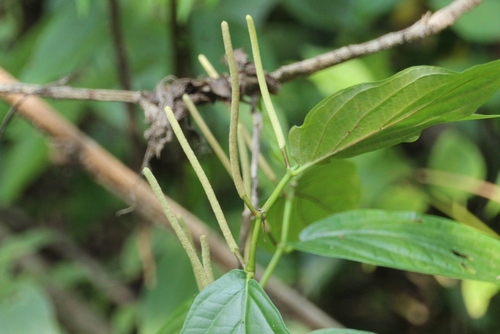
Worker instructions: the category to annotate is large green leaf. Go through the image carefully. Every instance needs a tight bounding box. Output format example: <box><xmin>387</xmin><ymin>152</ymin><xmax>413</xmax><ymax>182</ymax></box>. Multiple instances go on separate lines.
<box><xmin>292</xmin><ymin>210</ymin><xmax>500</xmax><ymax>283</ymax></box>
<box><xmin>264</xmin><ymin>159</ymin><xmax>360</xmax><ymax>251</ymax></box>
<box><xmin>181</xmin><ymin>270</ymin><xmax>289</xmax><ymax>333</ymax></box>
<box><xmin>289</xmin><ymin>60</ymin><xmax>500</xmax><ymax>168</ymax></box>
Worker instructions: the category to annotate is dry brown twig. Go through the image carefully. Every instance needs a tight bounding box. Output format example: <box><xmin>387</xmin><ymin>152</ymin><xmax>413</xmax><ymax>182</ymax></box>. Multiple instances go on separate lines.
<box><xmin>272</xmin><ymin>0</ymin><xmax>483</xmax><ymax>82</ymax></box>
<box><xmin>0</xmin><ymin>0</ymin><xmax>483</xmax><ymax>330</ymax></box>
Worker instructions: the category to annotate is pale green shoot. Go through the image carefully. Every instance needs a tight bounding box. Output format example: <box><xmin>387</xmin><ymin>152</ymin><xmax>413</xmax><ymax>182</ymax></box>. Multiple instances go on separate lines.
<box><xmin>164</xmin><ymin>106</ymin><xmax>245</xmax><ymax>266</ymax></box>
<box><xmin>143</xmin><ymin>167</ymin><xmax>210</xmax><ymax>290</ymax></box>
<box><xmin>246</xmin><ymin>15</ymin><xmax>289</xmax><ymax>168</ymax></box>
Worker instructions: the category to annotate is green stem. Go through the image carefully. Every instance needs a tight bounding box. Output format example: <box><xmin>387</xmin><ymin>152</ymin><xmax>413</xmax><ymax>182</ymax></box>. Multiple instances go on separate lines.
<box><xmin>245</xmin><ymin>215</ymin><xmax>262</xmax><ymax>278</ymax></box>
<box><xmin>164</xmin><ymin>106</ymin><xmax>245</xmax><ymax>266</ymax></box>
<box><xmin>260</xmin><ymin>181</ymin><xmax>296</xmax><ymax>288</ymax></box>
<box><xmin>200</xmin><ymin>235</ymin><xmax>215</xmax><ymax>283</ymax></box>
<box><xmin>183</xmin><ymin>94</ymin><xmax>232</xmax><ymax>176</ymax></box>
<box><xmin>246</xmin><ymin>15</ymin><xmax>289</xmax><ymax>167</ymax></box>
<box><xmin>222</xmin><ymin>21</ymin><xmax>258</xmax><ymax>216</ymax></box>
<box><xmin>245</xmin><ymin>169</ymin><xmax>294</xmax><ymax>277</ymax></box>
<box><xmin>261</xmin><ymin>169</ymin><xmax>294</xmax><ymax>215</ymax></box>
<box><xmin>143</xmin><ymin>167</ymin><xmax>209</xmax><ymax>290</ymax></box>
<box><xmin>198</xmin><ymin>54</ymin><xmax>219</xmax><ymax>79</ymax></box>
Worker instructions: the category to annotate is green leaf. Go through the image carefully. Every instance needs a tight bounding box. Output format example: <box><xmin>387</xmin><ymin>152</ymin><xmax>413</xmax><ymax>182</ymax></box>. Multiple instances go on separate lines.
<box><xmin>309</xmin><ymin>329</ymin><xmax>377</xmax><ymax>334</ymax></box>
<box><xmin>176</xmin><ymin>0</ymin><xmax>196</xmax><ymax>24</ymax></box>
<box><xmin>292</xmin><ymin>210</ymin><xmax>500</xmax><ymax>283</ymax></box>
<box><xmin>428</xmin><ymin>129</ymin><xmax>485</xmax><ymax>201</ymax></box>
<box><xmin>265</xmin><ymin>159</ymin><xmax>360</xmax><ymax>250</ymax></box>
<box><xmin>0</xmin><ymin>282</ymin><xmax>61</xmax><ymax>334</ymax></box>
<box><xmin>0</xmin><ymin>229</ymin><xmax>54</xmax><ymax>269</ymax></box>
<box><xmin>181</xmin><ymin>270</ymin><xmax>289</xmax><ymax>333</ymax></box>
<box><xmin>289</xmin><ymin>60</ymin><xmax>500</xmax><ymax>168</ymax></box>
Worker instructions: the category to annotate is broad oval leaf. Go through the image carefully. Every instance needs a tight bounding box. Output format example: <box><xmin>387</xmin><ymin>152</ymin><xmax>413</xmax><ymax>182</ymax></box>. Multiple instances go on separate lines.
<box><xmin>289</xmin><ymin>60</ymin><xmax>500</xmax><ymax>168</ymax></box>
<box><xmin>292</xmin><ymin>210</ymin><xmax>500</xmax><ymax>283</ymax></box>
<box><xmin>263</xmin><ymin>159</ymin><xmax>360</xmax><ymax>252</ymax></box>
<box><xmin>181</xmin><ymin>270</ymin><xmax>289</xmax><ymax>334</ymax></box>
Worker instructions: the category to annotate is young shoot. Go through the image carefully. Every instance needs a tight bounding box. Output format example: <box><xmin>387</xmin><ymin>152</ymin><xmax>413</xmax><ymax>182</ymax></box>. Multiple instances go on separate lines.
<box><xmin>222</xmin><ymin>21</ymin><xmax>259</xmax><ymax>216</ymax></box>
<box><xmin>246</xmin><ymin>15</ymin><xmax>290</xmax><ymax>168</ymax></box>
<box><xmin>164</xmin><ymin>106</ymin><xmax>245</xmax><ymax>266</ymax></box>
<box><xmin>142</xmin><ymin>167</ymin><xmax>210</xmax><ymax>290</ymax></box>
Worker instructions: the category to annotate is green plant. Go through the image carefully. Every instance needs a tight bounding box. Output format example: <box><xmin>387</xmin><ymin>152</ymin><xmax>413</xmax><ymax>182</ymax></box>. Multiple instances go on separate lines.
<box><xmin>141</xmin><ymin>15</ymin><xmax>500</xmax><ymax>333</ymax></box>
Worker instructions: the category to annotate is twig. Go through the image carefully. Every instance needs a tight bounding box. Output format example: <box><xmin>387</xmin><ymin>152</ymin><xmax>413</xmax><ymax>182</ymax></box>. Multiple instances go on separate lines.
<box><xmin>271</xmin><ymin>0</ymin><xmax>483</xmax><ymax>83</ymax></box>
<box><xmin>0</xmin><ymin>83</ymin><xmax>142</xmax><ymax>102</ymax></box>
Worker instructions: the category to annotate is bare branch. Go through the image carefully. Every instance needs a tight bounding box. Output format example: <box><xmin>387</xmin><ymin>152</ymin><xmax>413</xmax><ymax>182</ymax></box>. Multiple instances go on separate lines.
<box><xmin>0</xmin><ymin>83</ymin><xmax>142</xmax><ymax>102</ymax></box>
<box><xmin>271</xmin><ymin>0</ymin><xmax>483</xmax><ymax>83</ymax></box>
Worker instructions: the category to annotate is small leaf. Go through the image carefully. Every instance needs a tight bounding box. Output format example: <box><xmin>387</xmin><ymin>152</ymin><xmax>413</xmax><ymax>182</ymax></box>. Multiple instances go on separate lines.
<box><xmin>264</xmin><ymin>159</ymin><xmax>360</xmax><ymax>251</ymax></box>
<box><xmin>292</xmin><ymin>210</ymin><xmax>500</xmax><ymax>283</ymax></box>
<box><xmin>289</xmin><ymin>60</ymin><xmax>500</xmax><ymax>168</ymax></box>
<box><xmin>428</xmin><ymin>129</ymin><xmax>485</xmax><ymax>201</ymax></box>
<box><xmin>181</xmin><ymin>270</ymin><xmax>289</xmax><ymax>333</ymax></box>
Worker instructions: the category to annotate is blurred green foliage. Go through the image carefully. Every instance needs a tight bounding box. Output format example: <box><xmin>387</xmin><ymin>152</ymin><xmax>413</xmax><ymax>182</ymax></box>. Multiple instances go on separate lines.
<box><xmin>1</xmin><ymin>0</ymin><xmax>500</xmax><ymax>333</ymax></box>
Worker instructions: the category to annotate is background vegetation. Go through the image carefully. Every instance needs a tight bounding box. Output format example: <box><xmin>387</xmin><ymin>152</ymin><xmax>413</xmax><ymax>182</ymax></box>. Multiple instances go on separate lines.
<box><xmin>1</xmin><ymin>0</ymin><xmax>500</xmax><ymax>333</ymax></box>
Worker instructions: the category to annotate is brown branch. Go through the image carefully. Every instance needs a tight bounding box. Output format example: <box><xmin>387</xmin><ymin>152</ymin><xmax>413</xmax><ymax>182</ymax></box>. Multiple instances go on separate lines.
<box><xmin>271</xmin><ymin>0</ymin><xmax>483</xmax><ymax>83</ymax></box>
<box><xmin>0</xmin><ymin>83</ymin><xmax>142</xmax><ymax>102</ymax></box>
<box><xmin>0</xmin><ymin>66</ymin><xmax>340</xmax><ymax>330</ymax></box>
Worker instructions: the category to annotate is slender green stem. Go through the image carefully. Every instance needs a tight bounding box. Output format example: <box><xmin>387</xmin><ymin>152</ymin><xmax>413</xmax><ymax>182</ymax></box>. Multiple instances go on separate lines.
<box><xmin>198</xmin><ymin>54</ymin><xmax>219</xmax><ymax>79</ymax></box>
<box><xmin>143</xmin><ymin>167</ymin><xmax>209</xmax><ymax>290</ymax></box>
<box><xmin>261</xmin><ymin>169</ymin><xmax>294</xmax><ymax>215</ymax></box>
<box><xmin>260</xmin><ymin>181</ymin><xmax>296</xmax><ymax>288</ymax></box>
<box><xmin>164</xmin><ymin>106</ymin><xmax>245</xmax><ymax>266</ymax></box>
<box><xmin>183</xmin><ymin>94</ymin><xmax>232</xmax><ymax>176</ymax></box>
<box><xmin>246</xmin><ymin>15</ymin><xmax>289</xmax><ymax>167</ymax></box>
<box><xmin>177</xmin><ymin>214</ymin><xmax>194</xmax><ymax>248</ymax></box>
<box><xmin>222</xmin><ymin>21</ymin><xmax>258</xmax><ymax>217</ymax></box>
<box><xmin>200</xmin><ymin>235</ymin><xmax>215</xmax><ymax>283</ymax></box>
<box><xmin>222</xmin><ymin>21</ymin><xmax>244</xmax><ymax>196</ymax></box>
<box><xmin>245</xmin><ymin>215</ymin><xmax>262</xmax><ymax>278</ymax></box>
<box><xmin>238</xmin><ymin>124</ymin><xmax>251</xmax><ymax>195</ymax></box>
<box><xmin>245</xmin><ymin>169</ymin><xmax>294</xmax><ymax>278</ymax></box>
